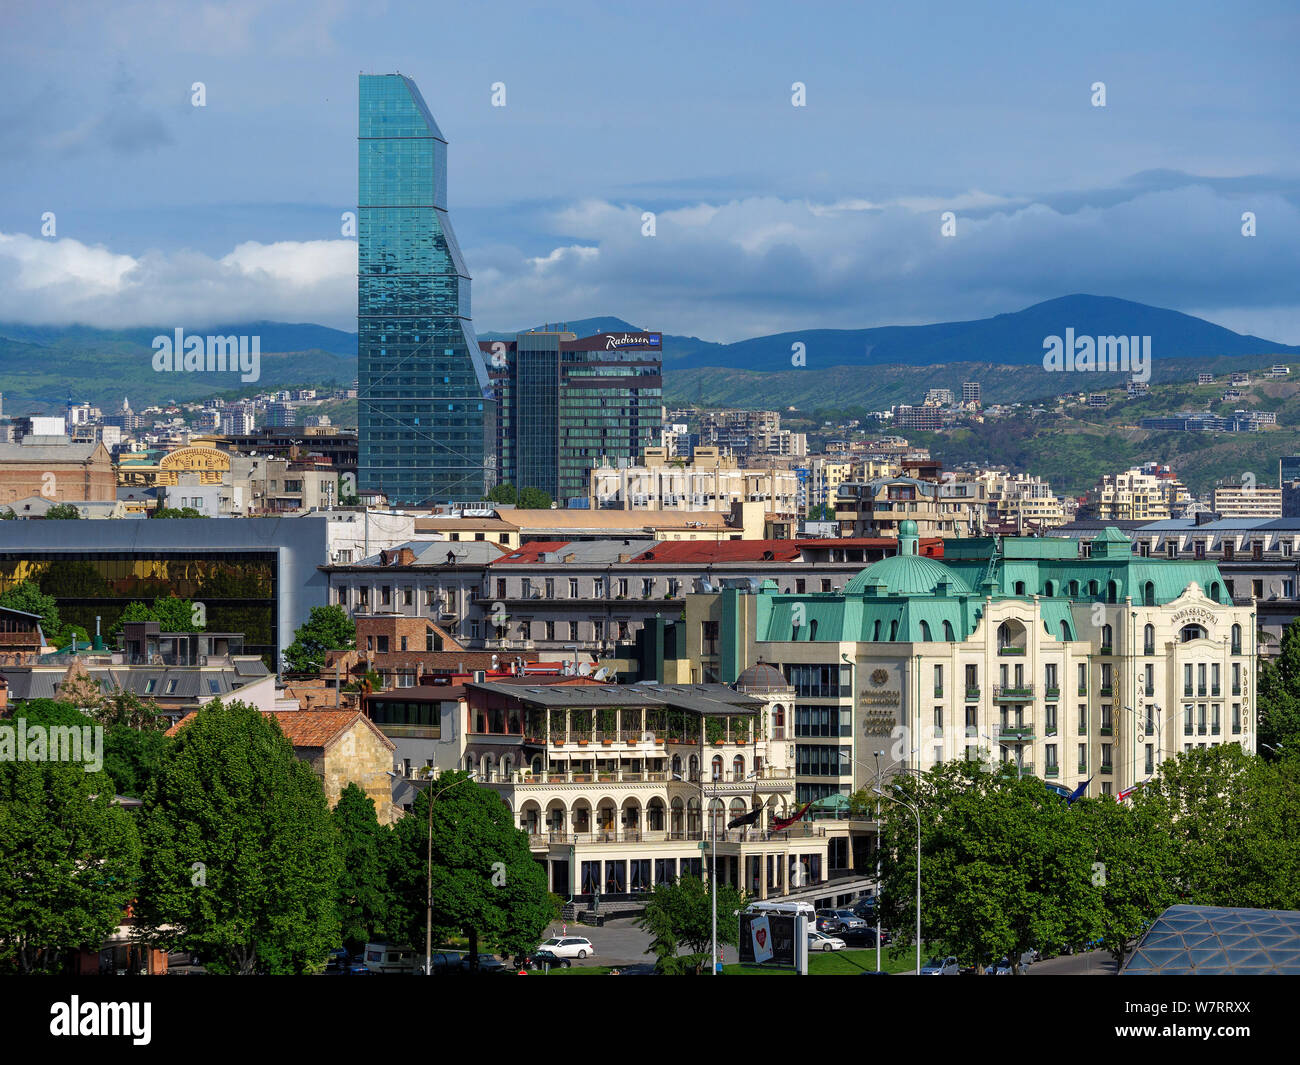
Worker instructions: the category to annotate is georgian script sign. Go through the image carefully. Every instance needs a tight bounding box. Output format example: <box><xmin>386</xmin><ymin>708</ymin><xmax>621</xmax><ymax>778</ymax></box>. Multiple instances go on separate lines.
<box><xmin>861</xmin><ymin>690</ymin><xmax>900</xmax><ymax>704</ymax></box>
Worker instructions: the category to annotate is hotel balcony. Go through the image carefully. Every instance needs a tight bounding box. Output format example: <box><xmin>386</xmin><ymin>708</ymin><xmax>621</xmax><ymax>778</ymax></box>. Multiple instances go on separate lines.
<box><xmin>492</xmin><ymin>766</ymin><xmax>795</xmax><ymax>796</ymax></box>
<box><xmin>993</xmin><ymin>685</ymin><xmax>1034</xmax><ymax>702</ymax></box>
<box><xmin>998</xmin><ymin>720</ymin><xmax>1034</xmax><ymax>742</ymax></box>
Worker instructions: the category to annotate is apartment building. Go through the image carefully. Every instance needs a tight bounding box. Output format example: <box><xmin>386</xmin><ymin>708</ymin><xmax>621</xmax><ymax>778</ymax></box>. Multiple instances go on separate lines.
<box><xmin>834</xmin><ymin>475</ymin><xmax>987</xmax><ymax>538</ymax></box>
<box><xmin>590</xmin><ymin>446</ymin><xmax>798</xmax><ymax>519</ymax></box>
<box><xmin>1211</xmin><ymin>483</ymin><xmax>1282</xmax><ymax>520</ymax></box>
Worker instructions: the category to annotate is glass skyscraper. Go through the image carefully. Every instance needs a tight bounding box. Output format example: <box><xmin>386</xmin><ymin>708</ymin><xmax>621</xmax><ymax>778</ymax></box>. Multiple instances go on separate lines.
<box><xmin>357</xmin><ymin>74</ymin><xmax>494</xmax><ymax>505</ymax></box>
<box><xmin>486</xmin><ymin>330</ymin><xmax>663</xmax><ymax>504</ymax></box>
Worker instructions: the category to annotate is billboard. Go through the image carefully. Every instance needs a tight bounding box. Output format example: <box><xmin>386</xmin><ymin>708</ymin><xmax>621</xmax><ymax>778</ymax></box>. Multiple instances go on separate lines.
<box><xmin>739</xmin><ymin>913</ymin><xmax>798</xmax><ymax>966</ymax></box>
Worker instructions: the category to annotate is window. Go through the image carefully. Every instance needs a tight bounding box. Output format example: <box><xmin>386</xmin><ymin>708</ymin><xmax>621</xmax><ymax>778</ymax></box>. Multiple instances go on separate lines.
<box><xmin>933</xmin><ymin>664</ymin><xmax>943</xmax><ymax>694</ymax></box>
<box><xmin>1078</xmin><ymin>704</ymin><xmax>1087</xmax><ymax>736</ymax></box>
<box><xmin>1044</xmin><ymin>704</ymin><xmax>1057</xmax><ymax>734</ymax></box>
<box><xmin>207</xmin><ymin>679</ymin><xmax>220</xmax><ymax>695</ymax></box>
<box><xmin>381</xmin><ymin>586</ymin><xmax>391</xmax><ymax>606</ymax></box>
<box><xmin>1078</xmin><ymin>744</ymin><xmax>1087</xmax><ymax>771</ymax></box>
<box><xmin>1045</xmin><ymin>744</ymin><xmax>1057</xmax><ymax>769</ymax></box>
<box><xmin>569</xmin><ymin>578</ymin><xmax>578</xmax><ymax>598</ymax></box>
<box><xmin>568</xmin><ymin>622</ymin><xmax>578</xmax><ymax>640</ymax></box>
<box><xmin>1232</xmin><ymin>703</ymin><xmax>1241</xmax><ymax>734</ymax></box>
<box><xmin>1184</xmin><ymin>664</ymin><xmax>1193</xmax><ymax>697</ymax></box>
<box><xmin>1101</xmin><ymin>743</ymin><xmax>1113</xmax><ymax>769</ymax></box>
<box><xmin>400</xmin><ymin>636</ymin><xmax>408</xmax><ymax>651</ymax></box>
<box><xmin>1077</xmin><ymin>663</ymin><xmax>1087</xmax><ymax>693</ymax></box>
<box><xmin>403</xmin><ymin>587</ymin><xmax>413</xmax><ymax>606</ymax></box>
<box><xmin>1231</xmin><ymin>624</ymin><xmax>1242</xmax><ymax>654</ymax></box>
<box><xmin>1212</xmin><ymin>704</ymin><xmax>1221</xmax><ymax>735</ymax></box>
<box><xmin>933</xmin><ymin>705</ymin><xmax>943</xmax><ymax>737</ymax></box>
<box><xmin>166</xmin><ymin>679</ymin><xmax>178</xmax><ymax>694</ymax></box>
<box><xmin>376</xmin><ymin>636</ymin><xmax>389</xmax><ymax>653</ymax></box>
<box><xmin>1145</xmin><ymin>744</ymin><xmax>1154</xmax><ymax>774</ymax></box>
<box><xmin>1184</xmin><ymin>704</ymin><xmax>1193</xmax><ymax>736</ymax></box>
<box><xmin>1144</xmin><ymin>624</ymin><xmax>1154</xmax><ymax>654</ymax></box>
<box><xmin>1100</xmin><ymin>704</ymin><xmax>1112</xmax><ymax>731</ymax></box>
<box><xmin>965</xmin><ymin>664</ymin><xmax>977</xmax><ymax>690</ymax></box>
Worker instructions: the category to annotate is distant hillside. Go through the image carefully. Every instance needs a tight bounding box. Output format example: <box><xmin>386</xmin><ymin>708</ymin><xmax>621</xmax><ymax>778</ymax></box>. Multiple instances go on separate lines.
<box><xmin>3</xmin><ymin>295</ymin><xmax>1295</xmax><ymax>415</ymax></box>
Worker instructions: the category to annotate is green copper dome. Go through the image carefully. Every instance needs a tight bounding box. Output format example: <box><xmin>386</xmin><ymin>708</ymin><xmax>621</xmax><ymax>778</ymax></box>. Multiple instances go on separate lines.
<box><xmin>844</xmin><ymin>523</ymin><xmax>972</xmax><ymax>597</ymax></box>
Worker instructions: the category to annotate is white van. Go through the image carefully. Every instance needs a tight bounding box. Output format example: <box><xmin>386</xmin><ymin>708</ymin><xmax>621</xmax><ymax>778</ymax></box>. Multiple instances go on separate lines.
<box><xmin>363</xmin><ymin>942</ymin><xmax>418</xmax><ymax>974</ymax></box>
<box><xmin>745</xmin><ymin>900</ymin><xmax>815</xmax><ymax>920</ymax></box>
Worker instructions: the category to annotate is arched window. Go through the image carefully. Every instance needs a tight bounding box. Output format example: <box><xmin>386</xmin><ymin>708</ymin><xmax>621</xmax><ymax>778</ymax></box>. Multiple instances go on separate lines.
<box><xmin>1088</xmin><ymin>580</ymin><xmax>1099</xmax><ymax>597</ymax></box>
<box><xmin>1014</xmin><ymin>580</ymin><xmax>1026</xmax><ymax>595</ymax></box>
<box><xmin>711</xmin><ymin>755</ymin><xmax>723</xmax><ymax>781</ymax></box>
<box><xmin>809</xmin><ymin>619</ymin><xmax>818</xmax><ymax>640</ymax></box>
<box><xmin>1069</xmin><ymin>580</ymin><xmax>1080</xmax><ymax>597</ymax></box>
<box><xmin>1060</xmin><ymin>620</ymin><xmax>1071</xmax><ymax>641</ymax></box>
<box><xmin>1101</xmin><ymin>624</ymin><xmax>1113</xmax><ymax>648</ymax></box>
<box><xmin>1143</xmin><ymin>581</ymin><xmax>1156</xmax><ymax>607</ymax></box>
<box><xmin>943</xmin><ymin>620</ymin><xmax>955</xmax><ymax>641</ymax></box>
<box><xmin>1209</xmin><ymin>582</ymin><xmax>1220</xmax><ymax>602</ymax></box>
<box><xmin>920</xmin><ymin>620</ymin><xmax>932</xmax><ymax>641</ymax></box>
<box><xmin>772</xmin><ymin>705</ymin><xmax>785</xmax><ymax>737</ymax></box>
<box><xmin>1044</xmin><ymin>581</ymin><xmax>1055</xmax><ymax>597</ymax></box>
<box><xmin>1107</xmin><ymin>580</ymin><xmax>1119</xmax><ymax>604</ymax></box>
<box><xmin>1231</xmin><ymin>624</ymin><xmax>1242</xmax><ymax>654</ymax></box>
<box><xmin>1144</xmin><ymin>624</ymin><xmax>1155</xmax><ymax>654</ymax></box>
<box><xmin>1180</xmin><ymin>624</ymin><xmax>1207</xmax><ymax>643</ymax></box>
<box><xmin>671</xmin><ymin>754</ymin><xmax>682</xmax><ymax>777</ymax></box>
<box><xmin>733</xmin><ymin>755</ymin><xmax>745</xmax><ymax>780</ymax></box>
<box><xmin>872</xmin><ymin>620</ymin><xmax>881</xmax><ymax>641</ymax></box>
<box><xmin>889</xmin><ymin>620</ymin><xmax>899</xmax><ymax>641</ymax></box>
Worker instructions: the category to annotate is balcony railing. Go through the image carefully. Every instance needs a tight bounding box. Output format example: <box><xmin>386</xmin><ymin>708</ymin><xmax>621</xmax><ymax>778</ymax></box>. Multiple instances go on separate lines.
<box><xmin>1099</xmin><ymin>726</ymin><xmax>1113</xmax><ymax>737</ymax></box>
<box><xmin>999</xmin><ymin>723</ymin><xmax>1035</xmax><ymax>741</ymax></box>
<box><xmin>1099</xmin><ymin>686</ymin><xmax>1114</xmax><ymax>697</ymax></box>
<box><xmin>965</xmin><ymin>686</ymin><xmax>981</xmax><ymax>699</ymax></box>
<box><xmin>998</xmin><ymin>647</ymin><xmax>1026</xmax><ymax>656</ymax></box>
<box><xmin>993</xmin><ymin>685</ymin><xmax>1034</xmax><ymax>701</ymax></box>
<box><xmin>1044</xmin><ymin>687</ymin><xmax>1060</xmax><ymax>699</ymax></box>
<box><xmin>1098</xmin><ymin>645</ymin><xmax>1113</xmax><ymax>655</ymax></box>
<box><xmin>1045</xmin><ymin>765</ymin><xmax>1059</xmax><ymax>777</ymax></box>
<box><xmin>1099</xmin><ymin>763</ymin><xmax>1113</xmax><ymax>774</ymax></box>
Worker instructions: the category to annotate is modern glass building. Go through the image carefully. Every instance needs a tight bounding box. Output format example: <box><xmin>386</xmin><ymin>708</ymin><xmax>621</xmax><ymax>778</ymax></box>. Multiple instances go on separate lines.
<box><xmin>357</xmin><ymin>74</ymin><xmax>494</xmax><ymax>505</ymax></box>
<box><xmin>486</xmin><ymin>330</ymin><xmax>663</xmax><ymax>504</ymax></box>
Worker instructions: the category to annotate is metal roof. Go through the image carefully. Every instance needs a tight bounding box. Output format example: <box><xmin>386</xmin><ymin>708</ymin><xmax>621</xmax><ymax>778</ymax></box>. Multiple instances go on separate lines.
<box><xmin>468</xmin><ymin>681</ymin><xmax>762</xmax><ymax>716</ymax></box>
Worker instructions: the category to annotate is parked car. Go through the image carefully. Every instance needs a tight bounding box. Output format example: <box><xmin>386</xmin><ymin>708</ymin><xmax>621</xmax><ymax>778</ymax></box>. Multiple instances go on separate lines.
<box><xmin>832</xmin><ymin>909</ymin><xmax>867</xmax><ymax>931</ymax></box>
<box><xmin>815</xmin><ymin>911</ymin><xmax>842</xmax><ymax>934</ymax></box>
<box><xmin>347</xmin><ymin>961</ymin><xmax>372</xmax><ymax>975</ymax></box>
<box><xmin>531</xmin><ymin>949</ymin><xmax>570</xmax><ymax>969</ymax></box>
<box><xmin>990</xmin><ymin>957</ymin><xmax>1013</xmax><ymax>975</ymax></box>
<box><xmin>535</xmin><ymin>936</ymin><xmax>596</xmax><ymax>960</ymax></box>
<box><xmin>852</xmin><ymin>897</ymin><xmax>877</xmax><ymax>919</ymax></box>
<box><xmin>808</xmin><ymin>930</ymin><xmax>847</xmax><ymax>952</ymax></box>
<box><xmin>461</xmin><ymin>953</ymin><xmax>507</xmax><ymax>974</ymax></box>
<box><xmin>426</xmin><ymin>951</ymin><xmax>466</xmax><ymax>974</ymax></box>
<box><xmin>325</xmin><ymin>948</ymin><xmax>349</xmax><ymax>972</ymax></box>
<box><xmin>919</xmin><ymin>955</ymin><xmax>960</xmax><ymax>975</ymax></box>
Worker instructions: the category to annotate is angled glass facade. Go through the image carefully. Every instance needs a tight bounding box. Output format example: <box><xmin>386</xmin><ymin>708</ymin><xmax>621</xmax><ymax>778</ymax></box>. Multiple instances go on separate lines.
<box><xmin>357</xmin><ymin>74</ymin><xmax>494</xmax><ymax>505</ymax></box>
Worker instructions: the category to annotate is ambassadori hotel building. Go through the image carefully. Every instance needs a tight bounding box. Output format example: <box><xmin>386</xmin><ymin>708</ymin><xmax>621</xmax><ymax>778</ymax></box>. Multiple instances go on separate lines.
<box><xmin>679</xmin><ymin>521</ymin><xmax>1257</xmax><ymax>801</ymax></box>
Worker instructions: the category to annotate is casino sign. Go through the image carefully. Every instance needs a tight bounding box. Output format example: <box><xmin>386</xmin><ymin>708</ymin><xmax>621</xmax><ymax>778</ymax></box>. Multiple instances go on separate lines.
<box><xmin>158</xmin><ymin>446</ymin><xmax>231</xmax><ymax>485</ymax></box>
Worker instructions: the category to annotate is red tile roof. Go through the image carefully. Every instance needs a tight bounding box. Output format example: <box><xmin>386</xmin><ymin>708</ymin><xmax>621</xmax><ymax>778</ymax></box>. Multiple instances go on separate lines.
<box><xmin>167</xmin><ymin>708</ymin><xmax>395</xmax><ymax>752</ymax></box>
<box><xmin>493</xmin><ymin>541</ymin><xmax>575</xmax><ymax>564</ymax></box>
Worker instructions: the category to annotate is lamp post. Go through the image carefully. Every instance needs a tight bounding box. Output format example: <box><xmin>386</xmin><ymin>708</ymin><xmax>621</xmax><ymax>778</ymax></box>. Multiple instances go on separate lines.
<box><xmin>981</xmin><ymin>732</ymin><xmax>1024</xmax><ymax>779</ymax></box>
<box><xmin>1121</xmin><ymin>703</ymin><xmax>1164</xmax><ymax>784</ymax></box>
<box><xmin>674</xmin><ymin>768</ymin><xmax>719</xmax><ymax>975</ymax></box>
<box><xmin>396</xmin><ymin>769</ymin><xmax>474</xmax><ymax>976</ymax></box>
<box><xmin>874</xmin><ymin>783</ymin><xmax>921</xmax><ymax>975</ymax></box>
<box><xmin>866</xmin><ymin>748</ymin><xmax>917</xmax><ymax>971</ymax></box>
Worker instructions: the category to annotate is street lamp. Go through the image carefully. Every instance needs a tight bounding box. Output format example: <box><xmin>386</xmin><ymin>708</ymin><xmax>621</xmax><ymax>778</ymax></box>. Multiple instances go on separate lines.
<box><xmin>866</xmin><ymin>748</ymin><xmax>917</xmax><ymax>970</ymax></box>
<box><xmin>674</xmin><ymin>768</ymin><xmax>719</xmax><ymax>976</ymax></box>
<box><xmin>874</xmin><ymin>783</ymin><xmax>921</xmax><ymax>975</ymax></box>
<box><xmin>980</xmin><ymin>732</ymin><xmax>1023</xmax><ymax>779</ymax></box>
<box><xmin>390</xmin><ymin>769</ymin><xmax>475</xmax><ymax>976</ymax></box>
<box><xmin>1121</xmin><ymin>703</ymin><xmax>1164</xmax><ymax>784</ymax></box>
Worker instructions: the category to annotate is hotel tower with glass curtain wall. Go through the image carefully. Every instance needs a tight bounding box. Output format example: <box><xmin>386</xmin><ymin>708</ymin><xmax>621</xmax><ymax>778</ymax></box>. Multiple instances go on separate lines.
<box><xmin>357</xmin><ymin>74</ymin><xmax>495</xmax><ymax>505</ymax></box>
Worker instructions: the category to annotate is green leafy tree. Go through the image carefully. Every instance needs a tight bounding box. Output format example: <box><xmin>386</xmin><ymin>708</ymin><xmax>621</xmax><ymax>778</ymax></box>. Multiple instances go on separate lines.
<box><xmin>877</xmin><ymin>761</ymin><xmax>1098</xmax><ymax>972</ymax></box>
<box><xmin>485</xmin><ymin>483</ymin><xmax>553</xmax><ymax>509</ymax></box>
<box><xmin>1135</xmin><ymin>745</ymin><xmax>1300</xmax><ymax>910</ymax></box>
<box><xmin>0</xmin><ymin>700</ymin><xmax>142</xmax><ymax>974</ymax></box>
<box><xmin>0</xmin><ymin>580</ymin><xmax>63</xmax><ymax>645</ymax></box>
<box><xmin>134</xmin><ymin>700</ymin><xmax>342</xmax><ymax>974</ymax></box>
<box><xmin>1255</xmin><ymin>617</ymin><xmax>1300</xmax><ymax>756</ymax></box>
<box><xmin>151</xmin><ymin>507</ymin><xmax>202</xmax><ymax>518</ymax></box>
<box><xmin>102</xmin><ymin>726</ymin><xmax>171</xmax><ymax>800</ymax></box>
<box><xmin>333</xmin><ymin>783</ymin><xmax>393</xmax><ymax>953</ymax></box>
<box><xmin>389</xmin><ymin>771</ymin><xmax>554</xmax><ymax>967</ymax></box>
<box><xmin>283</xmin><ymin>604</ymin><xmax>355</xmax><ymax>675</ymax></box>
<box><xmin>43</xmin><ymin>503</ymin><xmax>81</xmax><ymax>519</ymax></box>
<box><xmin>639</xmin><ymin>875</ymin><xmax>745</xmax><ymax>974</ymax></box>
<box><xmin>1074</xmin><ymin>794</ymin><xmax>1178</xmax><ymax>969</ymax></box>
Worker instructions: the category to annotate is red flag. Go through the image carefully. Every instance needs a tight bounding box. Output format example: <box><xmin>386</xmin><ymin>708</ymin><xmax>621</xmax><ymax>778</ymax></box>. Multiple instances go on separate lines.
<box><xmin>770</xmin><ymin>802</ymin><xmax>812</xmax><ymax>832</ymax></box>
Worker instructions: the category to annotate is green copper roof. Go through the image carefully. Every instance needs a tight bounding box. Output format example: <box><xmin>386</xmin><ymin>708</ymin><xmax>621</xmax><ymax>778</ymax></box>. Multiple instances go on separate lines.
<box><xmin>844</xmin><ymin>553</ymin><xmax>974</xmax><ymax>597</ymax></box>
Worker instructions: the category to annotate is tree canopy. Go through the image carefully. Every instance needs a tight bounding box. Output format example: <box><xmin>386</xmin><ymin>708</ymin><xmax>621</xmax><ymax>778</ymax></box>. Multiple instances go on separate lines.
<box><xmin>389</xmin><ymin>771</ymin><xmax>554</xmax><ymax>966</ymax></box>
<box><xmin>283</xmin><ymin>604</ymin><xmax>355</xmax><ymax>675</ymax></box>
<box><xmin>134</xmin><ymin>700</ymin><xmax>342</xmax><ymax>974</ymax></box>
<box><xmin>332</xmin><ymin>783</ymin><xmax>394</xmax><ymax>953</ymax></box>
<box><xmin>0</xmin><ymin>700</ymin><xmax>142</xmax><ymax>974</ymax></box>
<box><xmin>485</xmin><ymin>483</ymin><xmax>553</xmax><ymax>509</ymax></box>
<box><xmin>639</xmin><ymin>875</ymin><xmax>744</xmax><ymax>974</ymax></box>
<box><xmin>1255</xmin><ymin>616</ymin><xmax>1300</xmax><ymax>756</ymax></box>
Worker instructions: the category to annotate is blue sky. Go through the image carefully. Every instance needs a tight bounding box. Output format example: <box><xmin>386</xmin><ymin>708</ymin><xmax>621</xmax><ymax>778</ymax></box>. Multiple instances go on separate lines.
<box><xmin>0</xmin><ymin>0</ymin><xmax>1297</xmax><ymax>342</ymax></box>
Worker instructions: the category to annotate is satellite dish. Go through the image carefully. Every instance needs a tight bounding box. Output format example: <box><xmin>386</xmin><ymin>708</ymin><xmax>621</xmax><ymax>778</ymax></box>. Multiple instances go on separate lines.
<box><xmin>578</xmin><ymin>662</ymin><xmax>592</xmax><ymax>676</ymax></box>
<box><xmin>593</xmin><ymin>667</ymin><xmax>610</xmax><ymax>681</ymax></box>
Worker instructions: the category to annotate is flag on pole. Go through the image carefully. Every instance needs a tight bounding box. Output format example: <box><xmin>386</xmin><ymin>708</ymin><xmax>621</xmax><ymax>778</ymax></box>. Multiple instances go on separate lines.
<box><xmin>770</xmin><ymin>802</ymin><xmax>812</xmax><ymax>831</ymax></box>
<box><xmin>1066</xmin><ymin>777</ymin><xmax>1093</xmax><ymax>805</ymax></box>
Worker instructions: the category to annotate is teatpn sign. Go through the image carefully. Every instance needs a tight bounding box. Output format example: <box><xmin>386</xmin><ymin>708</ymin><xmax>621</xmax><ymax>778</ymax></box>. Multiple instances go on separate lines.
<box><xmin>739</xmin><ymin>913</ymin><xmax>796</xmax><ymax>967</ymax></box>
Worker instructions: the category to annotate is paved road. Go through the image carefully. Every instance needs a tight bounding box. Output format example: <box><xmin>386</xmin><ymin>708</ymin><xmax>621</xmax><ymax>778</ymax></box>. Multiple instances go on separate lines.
<box><xmin>1025</xmin><ymin>949</ymin><xmax>1119</xmax><ymax>975</ymax></box>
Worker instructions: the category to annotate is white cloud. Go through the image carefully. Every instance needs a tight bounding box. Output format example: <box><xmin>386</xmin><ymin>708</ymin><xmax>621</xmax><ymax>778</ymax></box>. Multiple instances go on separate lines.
<box><xmin>0</xmin><ymin>233</ymin><xmax>357</xmax><ymax>329</ymax></box>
